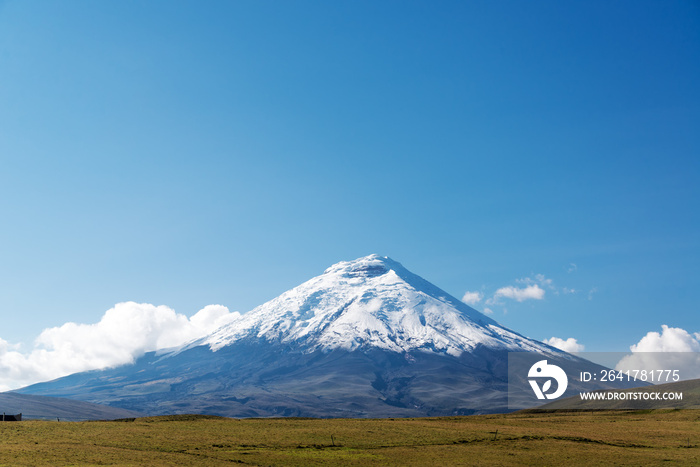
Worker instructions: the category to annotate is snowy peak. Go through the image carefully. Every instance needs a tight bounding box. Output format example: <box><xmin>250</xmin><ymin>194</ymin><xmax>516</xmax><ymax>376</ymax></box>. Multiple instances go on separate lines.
<box><xmin>204</xmin><ymin>255</ymin><xmax>550</xmax><ymax>356</ymax></box>
<box><xmin>323</xmin><ymin>254</ymin><xmax>395</xmax><ymax>278</ymax></box>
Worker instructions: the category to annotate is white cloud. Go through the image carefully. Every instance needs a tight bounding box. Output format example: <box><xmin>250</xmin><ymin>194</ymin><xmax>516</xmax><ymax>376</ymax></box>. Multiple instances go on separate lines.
<box><xmin>480</xmin><ymin>272</ymin><xmax>579</xmax><ymax>312</ymax></box>
<box><xmin>615</xmin><ymin>325</ymin><xmax>700</xmax><ymax>381</ymax></box>
<box><xmin>543</xmin><ymin>336</ymin><xmax>584</xmax><ymax>353</ymax></box>
<box><xmin>461</xmin><ymin>291</ymin><xmax>483</xmax><ymax>305</ymax></box>
<box><xmin>483</xmin><ymin>307</ymin><xmax>494</xmax><ymax>315</ymax></box>
<box><xmin>629</xmin><ymin>325</ymin><xmax>700</xmax><ymax>352</ymax></box>
<box><xmin>535</xmin><ymin>274</ymin><xmax>553</xmax><ymax>288</ymax></box>
<box><xmin>0</xmin><ymin>302</ymin><xmax>240</xmax><ymax>391</ymax></box>
<box><xmin>493</xmin><ymin>284</ymin><xmax>545</xmax><ymax>302</ymax></box>
<box><xmin>517</xmin><ymin>274</ymin><xmax>553</xmax><ymax>289</ymax></box>
<box><xmin>567</xmin><ymin>263</ymin><xmax>577</xmax><ymax>273</ymax></box>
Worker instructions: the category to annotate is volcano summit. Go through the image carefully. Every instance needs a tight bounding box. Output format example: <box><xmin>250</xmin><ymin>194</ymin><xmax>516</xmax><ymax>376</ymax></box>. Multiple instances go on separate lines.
<box><xmin>18</xmin><ymin>255</ymin><xmax>564</xmax><ymax>417</ymax></box>
<box><xmin>204</xmin><ymin>254</ymin><xmax>551</xmax><ymax>356</ymax></box>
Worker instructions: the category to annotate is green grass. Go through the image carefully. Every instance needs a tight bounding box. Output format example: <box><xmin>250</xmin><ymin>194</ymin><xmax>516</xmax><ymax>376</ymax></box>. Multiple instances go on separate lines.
<box><xmin>0</xmin><ymin>410</ymin><xmax>698</xmax><ymax>465</ymax></box>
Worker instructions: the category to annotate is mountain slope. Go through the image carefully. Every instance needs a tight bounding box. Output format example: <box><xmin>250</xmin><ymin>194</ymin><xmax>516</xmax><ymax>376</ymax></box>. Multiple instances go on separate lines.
<box><xmin>17</xmin><ymin>255</ymin><xmax>586</xmax><ymax>417</ymax></box>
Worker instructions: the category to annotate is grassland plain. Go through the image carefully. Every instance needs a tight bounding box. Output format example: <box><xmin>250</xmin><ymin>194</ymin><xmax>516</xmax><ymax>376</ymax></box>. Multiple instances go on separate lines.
<box><xmin>0</xmin><ymin>410</ymin><xmax>698</xmax><ymax>466</ymax></box>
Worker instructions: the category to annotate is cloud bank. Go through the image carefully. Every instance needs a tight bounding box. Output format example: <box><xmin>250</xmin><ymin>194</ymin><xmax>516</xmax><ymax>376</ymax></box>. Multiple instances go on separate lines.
<box><xmin>0</xmin><ymin>302</ymin><xmax>240</xmax><ymax>391</ymax></box>
<box><xmin>615</xmin><ymin>325</ymin><xmax>700</xmax><ymax>381</ymax></box>
<box><xmin>628</xmin><ymin>325</ymin><xmax>700</xmax><ymax>352</ymax></box>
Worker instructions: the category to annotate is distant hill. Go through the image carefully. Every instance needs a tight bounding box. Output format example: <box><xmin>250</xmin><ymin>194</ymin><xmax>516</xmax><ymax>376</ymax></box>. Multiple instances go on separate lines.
<box><xmin>0</xmin><ymin>392</ymin><xmax>143</xmax><ymax>421</ymax></box>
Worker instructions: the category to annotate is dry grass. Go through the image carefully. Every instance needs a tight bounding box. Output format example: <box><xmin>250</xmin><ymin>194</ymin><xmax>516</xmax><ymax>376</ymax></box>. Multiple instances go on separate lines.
<box><xmin>0</xmin><ymin>410</ymin><xmax>698</xmax><ymax>465</ymax></box>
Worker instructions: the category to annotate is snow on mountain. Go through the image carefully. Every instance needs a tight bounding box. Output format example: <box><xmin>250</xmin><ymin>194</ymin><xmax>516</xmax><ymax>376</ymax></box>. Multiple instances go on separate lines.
<box><xmin>202</xmin><ymin>254</ymin><xmax>550</xmax><ymax>356</ymax></box>
<box><xmin>16</xmin><ymin>254</ymin><xmax>598</xmax><ymax>418</ymax></box>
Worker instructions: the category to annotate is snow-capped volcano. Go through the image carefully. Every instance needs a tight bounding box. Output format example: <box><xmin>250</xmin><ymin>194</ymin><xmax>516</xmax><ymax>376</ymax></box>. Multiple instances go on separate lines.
<box><xmin>18</xmin><ymin>254</ymin><xmax>584</xmax><ymax>418</ymax></box>
<box><xmin>203</xmin><ymin>254</ymin><xmax>548</xmax><ymax>356</ymax></box>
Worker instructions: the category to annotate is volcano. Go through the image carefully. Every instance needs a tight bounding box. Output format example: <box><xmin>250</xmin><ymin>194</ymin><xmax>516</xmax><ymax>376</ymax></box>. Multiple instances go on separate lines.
<box><xmin>17</xmin><ymin>255</ymin><xmax>573</xmax><ymax>417</ymax></box>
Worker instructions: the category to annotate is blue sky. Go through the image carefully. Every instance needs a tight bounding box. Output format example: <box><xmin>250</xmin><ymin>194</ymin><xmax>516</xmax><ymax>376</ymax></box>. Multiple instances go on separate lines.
<box><xmin>0</xmin><ymin>1</ymin><xmax>698</xmax><ymax>382</ymax></box>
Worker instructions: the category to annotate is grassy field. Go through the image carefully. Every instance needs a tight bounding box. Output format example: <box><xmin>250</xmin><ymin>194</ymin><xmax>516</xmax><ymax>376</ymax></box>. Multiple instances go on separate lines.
<box><xmin>0</xmin><ymin>410</ymin><xmax>698</xmax><ymax>466</ymax></box>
